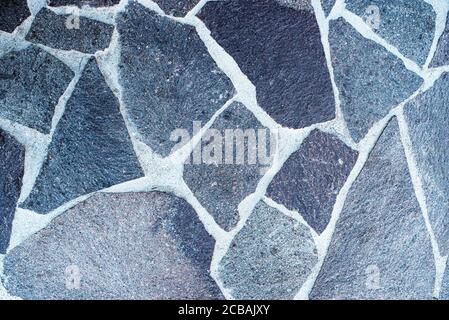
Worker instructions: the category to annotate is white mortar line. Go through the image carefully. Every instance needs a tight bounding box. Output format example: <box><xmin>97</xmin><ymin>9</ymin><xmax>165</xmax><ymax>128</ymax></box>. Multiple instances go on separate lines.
<box><xmin>424</xmin><ymin>0</ymin><xmax>449</xmax><ymax>69</ymax></box>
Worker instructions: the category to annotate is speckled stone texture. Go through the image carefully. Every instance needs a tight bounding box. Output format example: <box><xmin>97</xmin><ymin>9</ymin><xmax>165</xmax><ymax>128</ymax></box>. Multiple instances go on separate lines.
<box><xmin>22</xmin><ymin>58</ymin><xmax>143</xmax><ymax>214</ymax></box>
<box><xmin>310</xmin><ymin>119</ymin><xmax>435</xmax><ymax>300</ymax></box>
<box><xmin>0</xmin><ymin>45</ymin><xmax>74</xmax><ymax>133</ymax></box>
<box><xmin>199</xmin><ymin>0</ymin><xmax>335</xmax><ymax>129</ymax></box>
<box><xmin>48</xmin><ymin>0</ymin><xmax>120</xmax><ymax>6</ymax></box>
<box><xmin>184</xmin><ymin>102</ymin><xmax>272</xmax><ymax>231</ymax></box>
<box><xmin>118</xmin><ymin>1</ymin><xmax>234</xmax><ymax>157</ymax></box>
<box><xmin>219</xmin><ymin>202</ymin><xmax>318</xmax><ymax>299</ymax></box>
<box><xmin>0</xmin><ymin>0</ymin><xmax>30</xmax><ymax>33</ymax></box>
<box><xmin>3</xmin><ymin>192</ymin><xmax>223</xmax><ymax>300</ymax></box>
<box><xmin>266</xmin><ymin>130</ymin><xmax>358</xmax><ymax>234</ymax></box>
<box><xmin>0</xmin><ymin>130</ymin><xmax>25</xmax><ymax>254</ymax></box>
<box><xmin>345</xmin><ymin>0</ymin><xmax>435</xmax><ymax>66</ymax></box>
<box><xmin>26</xmin><ymin>8</ymin><xmax>114</xmax><ymax>54</ymax></box>
<box><xmin>321</xmin><ymin>0</ymin><xmax>335</xmax><ymax>15</ymax></box>
<box><xmin>431</xmin><ymin>15</ymin><xmax>449</xmax><ymax>68</ymax></box>
<box><xmin>276</xmin><ymin>0</ymin><xmax>313</xmax><ymax>12</ymax></box>
<box><xmin>404</xmin><ymin>72</ymin><xmax>449</xmax><ymax>255</ymax></box>
<box><xmin>441</xmin><ymin>263</ymin><xmax>449</xmax><ymax>299</ymax></box>
<box><xmin>153</xmin><ymin>0</ymin><xmax>200</xmax><ymax>16</ymax></box>
<box><xmin>329</xmin><ymin>18</ymin><xmax>423</xmax><ymax>142</ymax></box>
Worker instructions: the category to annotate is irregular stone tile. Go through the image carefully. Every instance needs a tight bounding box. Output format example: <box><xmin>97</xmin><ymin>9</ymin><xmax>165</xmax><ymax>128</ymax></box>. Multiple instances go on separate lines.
<box><xmin>321</xmin><ymin>0</ymin><xmax>335</xmax><ymax>15</ymax></box>
<box><xmin>199</xmin><ymin>0</ymin><xmax>335</xmax><ymax>129</ymax></box>
<box><xmin>22</xmin><ymin>58</ymin><xmax>144</xmax><ymax>214</ymax></box>
<box><xmin>404</xmin><ymin>72</ymin><xmax>449</xmax><ymax>255</ymax></box>
<box><xmin>0</xmin><ymin>129</ymin><xmax>25</xmax><ymax>254</ymax></box>
<box><xmin>430</xmin><ymin>16</ymin><xmax>449</xmax><ymax>68</ymax></box>
<box><xmin>275</xmin><ymin>0</ymin><xmax>313</xmax><ymax>12</ymax></box>
<box><xmin>0</xmin><ymin>45</ymin><xmax>74</xmax><ymax>133</ymax></box>
<box><xmin>345</xmin><ymin>0</ymin><xmax>435</xmax><ymax>66</ymax></box>
<box><xmin>0</xmin><ymin>0</ymin><xmax>30</xmax><ymax>33</ymax></box>
<box><xmin>219</xmin><ymin>201</ymin><xmax>318</xmax><ymax>299</ymax></box>
<box><xmin>184</xmin><ymin>102</ymin><xmax>272</xmax><ymax>231</ymax></box>
<box><xmin>153</xmin><ymin>0</ymin><xmax>199</xmax><ymax>16</ymax></box>
<box><xmin>118</xmin><ymin>1</ymin><xmax>234</xmax><ymax>157</ymax></box>
<box><xmin>310</xmin><ymin>118</ymin><xmax>435</xmax><ymax>300</ymax></box>
<box><xmin>329</xmin><ymin>18</ymin><xmax>423</xmax><ymax>142</ymax></box>
<box><xmin>266</xmin><ymin>130</ymin><xmax>358</xmax><ymax>234</ymax></box>
<box><xmin>26</xmin><ymin>8</ymin><xmax>114</xmax><ymax>54</ymax></box>
<box><xmin>48</xmin><ymin>0</ymin><xmax>120</xmax><ymax>7</ymax></box>
<box><xmin>4</xmin><ymin>192</ymin><xmax>223</xmax><ymax>300</ymax></box>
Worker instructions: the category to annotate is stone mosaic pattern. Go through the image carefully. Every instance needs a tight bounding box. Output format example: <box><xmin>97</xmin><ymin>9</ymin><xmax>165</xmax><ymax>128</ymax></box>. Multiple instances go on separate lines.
<box><xmin>1</xmin><ymin>0</ymin><xmax>449</xmax><ymax>301</ymax></box>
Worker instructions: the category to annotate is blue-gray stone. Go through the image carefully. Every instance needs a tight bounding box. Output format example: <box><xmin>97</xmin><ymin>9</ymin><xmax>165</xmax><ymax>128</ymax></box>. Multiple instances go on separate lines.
<box><xmin>440</xmin><ymin>261</ymin><xmax>449</xmax><ymax>300</ymax></box>
<box><xmin>4</xmin><ymin>192</ymin><xmax>223</xmax><ymax>300</ymax></box>
<box><xmin>430</xmin><ymin>16</ymin><xmax>449</xmax><ymax>68</ymax></box>
<box><xmin>0</xmin><ymin>0</ymin><xmax>30</xmax><ymax>33</ymax></box>
<box><xmin>219</xmin><ymin>201</ymin><xmax>318</xmax><ymax>299</ymax></box>
<box><xmin>345</xmin><ymin>0</ymin><xmax>435</xmax><ymax>66</ymax></box>
<box><xmin>275</xmin><ymin>0</ymin><xmax>313</xmax><ymax>12</ymax></box>
<box><xmin>404</xmin><ymin>72</ymin><xmax>449</xmax><ymax>255</ymax></box>
<box><xmin>26</xmin><ymin>8</ymin><xmax>114</xmax><ymax>54</ymax></box>
<box><xmin>48</xmin><ymin>0</ymin><xmax>120</xmax><ymax>6</ymax></box>
<box><xmin>118</xmin><ymin>1</ymin><xmax>234</xmax><ymax>157</ymax></box>
<box><xmin>0</xmin><ymin>45</ymin><xmax>74</xmax><ymax>133</ymax></box>
<box><xmin>153</xmin><ymin>0</ymin><xmax>199</xmax><ymax>16</ymax></box>
<box><xmin>0</xmin><ymin>129</ymin><xmax>25</xmax><ymax>254</ymax></box>
<box><xmin>199</xmin><ymin>0</ymin><xmax>335</xmax><ymax>129</ymax></box>
<box><xmin>329</xmin><ymin>18</ymin><xmax>423</xmax><ymax>142</ymax></box>
<box><xmin>266</xmin><ymin>129</ymin><xmax>358</xmax><ymax>234</ymax></box>
<box><xmin>21</xmin><ymin>58</ymin><xmax>144</xmax><ymax>214</ymax></box>
<box><xmin>310</xmin><ymin>118</ymin><xmax>435</xmax><ymax>300</ymax></box>
<box><xmin>321</xmin><ymin>0</ymin><xmax>335</xmax><ymax>16</ymax></box>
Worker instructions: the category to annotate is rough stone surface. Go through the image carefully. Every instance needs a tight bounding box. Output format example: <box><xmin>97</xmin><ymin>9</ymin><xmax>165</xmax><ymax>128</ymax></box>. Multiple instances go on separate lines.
<box><xmin>184</xmin><ymin>102</ymin><xmax>272</xmax><ymax>231</ymax></box>
<box><xmin>404</xmin><ymin>72</ymin><xmax>449</xmax><ymax>255</ymax></box>
<box><xmin>199</xmin><ymin>0</ymin><xmax>335</xmax><ymax>129</ymax></box>
<box><xmin>0</xmin><ymin>130</ymin><xmax>25</xmax><ymax>254</ymax></box>
<box><xmin>275</xmin><ymin>0</ymin><xmax>313</xmax><ymax>12</ymax></box>
<box><xmin>0</xmin><ymin>0</ymin><xmax>30</xmax><ymax>33</ymax></box>
<box><xmin>153</xmin><ymin>0</ymin><xmax>199</xmax><ymax>16</ymax></box>
<box><xmin>430</xmin><ymin>16</ymin><xmax>449</xmax><ymax>68</ymax></box>
<box><xmin>345</xmin><ymin>0</ymin><xmax>435</xmax><ymax>66</ymax></box>
<box><xmin>310</xmin><ymin>118</ymin><xmax>435</xmax><ymax>300</ymax></box>
<box><xmin>321</xmin><ymin>0</ymin><xmax>335</xmax><ymax>16</ymax></box>
<box><xmin>219</xmin><ymin>201</ymin><xmax>318</xmax><ymax>299</ymax></box>
<box><xmin>329</xmin><ymin>18</ymin><xmax>423</xmax><ymax>142</ymax></box>
<box><xmin>22</xmin><ymin>58</ymin><xmax>144</xmax><ymax>214</ymax></box>
<box><xmin>26</xmin><ymin>8</ymin><xmax>114</xmax><ymax>54</ymax></box>
<box><xmin>3</xmin><ymin>192</ymin><xmax>223</xmax><ymax>300</ymax></box>
<box><xmin>48</xmin><ymin>0</ymin><xmax>120</xmax><ymax>6</ymax></box>
<box><xmin>266</xmin><ymin>130</ymin><xmax>358</xmax><ymax>234</ymax></box>
<box><xmin>118</xmin><ymin>1</ymin><xmax>234</xmax><ymax>157</ymax></box>
<box><xmin>0</xmin><ymin>45</ymin><xmax>74</xmax><ymax>133</ymax></box>
<box><xmin>440</xmin><ymin>262</ymin><xmax>449</xmax><ymax>300</ymax></box>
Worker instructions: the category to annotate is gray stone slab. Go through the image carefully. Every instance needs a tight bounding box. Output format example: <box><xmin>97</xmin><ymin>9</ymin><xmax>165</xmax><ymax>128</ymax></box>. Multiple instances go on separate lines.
<box><xmin>22</xmin><ymin>58</ymin><xmax>144</xmax><ymax>214</ymax></box>
<box><xmin>153</xmin><ymin>0</ymin><xmax>199</xmax><ymax>16</ymax></box>
<box><xmin>199</xmin><ymin>0</ymin><xmax>335</xmax><ymax>129</ymax></box>
<box><xmin>329</xmin><ymin>18</ymin><xmax>423</xmax><ymax>142</ymax></box>
<box><xmin>4</xmin><ymin>192</ymin><xmax>223</xmax><ymax>300</ymax></box>
<box><xmin>0</xmin><ymin>45</ymin><xmax>74</xmax><ymax>133</ymax></box>
<box><xmin>219</xmin><ymin>201</ymin><xmax>318</xmax><ymax>299</ymax></box>
<box><xmin>310</xmin><ymin>118</ymin><xmax>435</xmax><ymax>300</ymax></box>
<box><xmin>430</xmin><ymin>15</ymin><xmax>449</xmax><ymax>68</ymax></box>
<box><xmin>118</xmin><ymin>1</ymin><xmax>234</xmax><ymax>157</ymax></box>
<box><xmin>0</xmin><ymin>0</ymin><xmax>30</xmax><ymax>33</ymax></box>
<box><xmin>48</xmin><ymin>0</ymin><xmax>120</xmax><ymax>7</ymax></box>
<box><xmin>440</xmin><ymin>261</ymin><xmax>449</xmax><ymax>300</ymax></box>
<box><xmin>26</xmin><ymin>8</ymin><xmax>114</xmax><ymax>54</ymax></box>
<box><xmin>321</xmin><ymin>0</ymin><xmax>335</xmax><ymax>16</ymax></box>
<box><xmin>275</xmin><ymin>0</ymin><xmax>313</xmax><ymax>12</ymax></box>
<box><xmin>266</xmin><ymin>130</ymin><xmax>358</xmax><ymax>234</ymax></box>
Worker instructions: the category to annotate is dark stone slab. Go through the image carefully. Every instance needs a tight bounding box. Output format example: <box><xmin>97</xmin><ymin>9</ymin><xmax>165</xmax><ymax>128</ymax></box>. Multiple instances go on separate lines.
<box><xmin>0</xmin><ymin>0</ymin><xmax>30</xmax><ymax>33</ymax></box>
<box><xmin>184</xmin><ymin>102</ymin><xmax>272</xmax><ymax>231</ymax></box>
<box><xmin>321</xmin><ymin>0</ymin><xmax>335</xmax><ymax>16</ymax></box>
<box><xmin>199</xmin><ymin>0</ymin><xmax>335</xmax><ymax>129</ymax></box>
<box><xmin>48</xmin><ymin>0</ymin><xmax>120</xmax><ymax>7</ymax></box>
<box><xmin>329</xmin><ymin>18</ymin><xmax>423</xmax><ymax>142</ymax></box>
<box><xmin>118</xmin><ymin>1</ymin><xmax>234</xmax><ymax>157</ymax></box>
<box><xmin>0</xmin><ymin>45</ymin><xmax>74</xmax><ymax>133</ymax></box>
<box><xmin>219</xmin><ymin>202</ymin><xmax>318</xmax><ymax>299</ymax></box>
<box><xmin>310</xmin><ymin>118</ymin><xmax>435</xmax><ymax>300</ymax></box>
<box><xmin>0</xmin><ymin>129</ymin><xmax>25</xmax><ymax>254</ymax></box>
<box><xmin>22</xmin><ymin>58</ymin><xmax>144</xmax><ymax>214</ymax></box>
<box><xmin>4</xmin><ymin>192</ymin><xmax>223</xmax><ymax>300</ymax></box>
<box><xmin>26</xmin><ymin>8</ymin><xmax>114</xmax><ymax>54</ymax></box>
<box><xmin>430</xmin><ymin>15</ymin><xmax>449</xmax><ymax>68</ymax></box>
<box><xmin>267</xmin><ymin>130</ymin><xmax>358</xmax><ymax>234</ymax></box>
<box><xmin>345</xmin><ymin>0</ymin><xmax>435</xmax><ymax>66</ymax></box>
<box><xmin>153</xmin><ymin>0</ymin><xmax>199</xmax><ymax>16</ymax></box>
<box><xmin>404</xmin><ymin>72</ymin><xmax>449</xmax><ymax>255</ymax></box>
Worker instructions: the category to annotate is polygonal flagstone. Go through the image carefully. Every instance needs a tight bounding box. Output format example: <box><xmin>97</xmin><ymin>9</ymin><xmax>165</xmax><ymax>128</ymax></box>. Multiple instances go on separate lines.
<box><xmin>329</xmin><ymin>18</ymin><xmax>423</xmax><ymax>142</ymax></box>
<box><xmin>404</xmin><ymin>72</ymin><xmax>449</xmax><ymax>255</ymax></box>
<box><xmin>184</xmin><ymin>102</ymin><xmax>273</xmax><ymax>231</ymax></box>
<box><xmin>310</xmin><ymin>118</ymin><xmax>435</xmax><ymax>300</ymax></box>
<box><xmin>48</xmin><ymin>0</ymin><xmax>120</xmax><ymax>7</ymax></box>
<box><xmin>266</xmin><ymin>130</ymin><xmax>358</xmax><ymax>234</ymax></box>
<box><xmin>153</xmin><ymin>0</ymin><xmax>199</xmax><ymax>16</ymax></box>
<box><xmin>26</xmin><ymin>8</ymin><xmax>114</xmax><ymax>54</ymax></box>
<box><xmin>0</xmin><ymin>0</ymin><xmax>30</xmax><ymax>33</ymax></box>
<box><xmin>4</xmin><ymin>192</ymin><xmax>223</xmax><ymax>300</ymax></box>
<box><xmin>275</xmin><ymin>0</ymin><xmax>313</xmax><ymax>12</ymax></box>
<box><xmin>219</xmin><ymin>201</ymin><xmax>318</xmax><ymax>299</ymax></box>
<box><xmin>0</xmin><ymin>129</ymin><xmax>25</xmax><ymax>254</ymax></box>
<box><xmin>117</xmin><ymin>1</ymin><xmax>234</xmax><ymax>157</ymax></box>
<box><xmin>22</xmin><ymin>58</ymin><xmax>144</xmax><ymax>214</ymax></box>
<box><xmin>0</xmin><ymin>45</ymin><xmax>74</xmax><ymax>133</ymax></box>
<box><xmin>345</xmin><ymin>0</ymin><xmax>435</xmax><ymax>66</ymax></box>
<box><xmin>199</xmin><ymin>0</ymin><xmax>335</xmax><ymax>129</ymax></box>
<box><xmin>321</xmin><ymin>0</ymin><xmax>335</xmax><ymax>15</ymax></box>
<box><xmin>430</xmin><ymin>16</ymin><xmax>449</xmax><ymax>68</ymax></box>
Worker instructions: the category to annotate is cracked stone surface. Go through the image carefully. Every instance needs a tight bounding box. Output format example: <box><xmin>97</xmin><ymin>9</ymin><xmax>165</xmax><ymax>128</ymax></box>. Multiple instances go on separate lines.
<box><xmin>431</xmin><ymin>15</ymin><xmax>449</xmax><ymax>68</ymax></box>
<box><xmin>153</xmin><ymin>0</ymin><xmax>200</xmax><ymax>17</ymax></box>
<box><xmin>0</xmin><ymin>0</ymin><xmax>30</xmax><ymax>33</ymax></box>
<box><xmin>48</xmin><ymin>0</ymin><xmax>120</xmax><ymax>7</ymax></box>
<box><xmin>266</xmin><ymin>130</ymin><xmax>358</xmax><ymax>234</ymax></box>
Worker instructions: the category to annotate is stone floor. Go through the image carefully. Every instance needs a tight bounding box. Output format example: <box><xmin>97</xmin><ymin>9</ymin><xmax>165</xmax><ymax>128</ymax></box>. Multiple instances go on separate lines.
<box><xmin>0</xmin><ymin>0</ymin><xmax>449</xmax><ymax>300</ymax></box>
